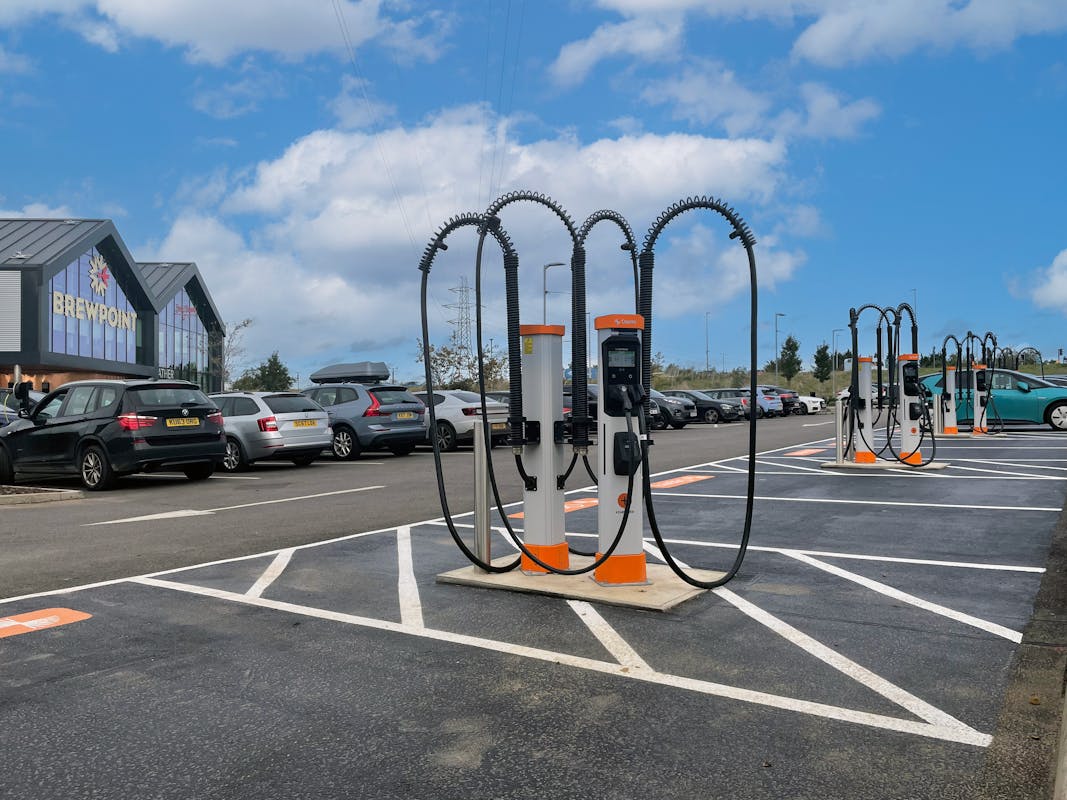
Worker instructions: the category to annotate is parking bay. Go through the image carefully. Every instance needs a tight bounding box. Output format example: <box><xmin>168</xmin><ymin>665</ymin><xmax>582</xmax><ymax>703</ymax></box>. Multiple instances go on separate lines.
<box><xmin>1</xmin><ymin>427</ymin><xmax>1065</xmax><ymax>799</ymax></box>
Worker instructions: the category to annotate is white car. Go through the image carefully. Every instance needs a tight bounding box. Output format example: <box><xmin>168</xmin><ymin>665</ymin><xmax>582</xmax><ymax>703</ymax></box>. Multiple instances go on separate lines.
<box><xmin>796</xmin><ymin>394</ymin><xmax>826</xmax><ymax>414</ymax></box>
<box><xmin>415</xmin><ymin>390</ymin><xmax>509</xmax><ymax>451</ymax></box>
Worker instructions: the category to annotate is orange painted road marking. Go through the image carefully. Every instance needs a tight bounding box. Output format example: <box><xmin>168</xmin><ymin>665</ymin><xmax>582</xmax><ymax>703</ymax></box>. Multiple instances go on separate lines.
<box><xmin>509</xmin><ymin>497</ymin><xmax>600</xmax><ymax>519</ymax></box>
<box><xmin>649</xmin><ymin>475</ymin><xmax>713</xmax><ymax>489</ymax></box>
<box><xmin>785</xmin><ymin>448</ymin><xmax>827</xmax><ymax>456</ymax></box>
<box><xmin>0</xmin><ymin>608</ymin><xmax>92</xmax><ymax>639</ymax></box>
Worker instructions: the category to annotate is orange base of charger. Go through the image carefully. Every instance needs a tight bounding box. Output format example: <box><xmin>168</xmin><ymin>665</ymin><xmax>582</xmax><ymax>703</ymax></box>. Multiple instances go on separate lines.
<box><xmin>854</xmin><ymin>451</ymin><xmax>876</xmax><ymax>464</ymax></box>
<box><xmin>593</xmin><ymin>552</ymin><xmax>648</xmax><ymax>586</ymax></box>
<box><xmin>521</xmin><ymin>542</ymin><xmax>570</xmax><ymax>573</ymax></box>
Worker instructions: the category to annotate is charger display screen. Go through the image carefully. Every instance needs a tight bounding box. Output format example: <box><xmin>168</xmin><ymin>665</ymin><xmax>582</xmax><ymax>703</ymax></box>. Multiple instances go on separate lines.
<box><xmin>608</xmin><ymin>349</ymin><xmax>636</xmax><ymax>368</ymax></box>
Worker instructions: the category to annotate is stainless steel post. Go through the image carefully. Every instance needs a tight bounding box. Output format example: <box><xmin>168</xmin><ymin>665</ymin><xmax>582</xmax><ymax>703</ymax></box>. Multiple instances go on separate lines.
<box><xmin>473</xmin><ymin>420</ymin><xmax>491</xmax><ymax>567</ymax></box>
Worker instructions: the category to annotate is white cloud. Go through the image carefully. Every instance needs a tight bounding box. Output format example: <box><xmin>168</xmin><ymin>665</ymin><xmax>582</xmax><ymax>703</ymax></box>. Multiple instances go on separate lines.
<box><xmin>550</xmin><ymin>15</ymin><xmax>684</xmax><ymax>86</ymax></box>
<box><xmin>191</xmin><ymin>60</ymin><xmax>286</xmax><ymax>119</ymax></box>
<box><xmin>329</xmin><ymin>75</ymin><xmax>396</xmax><ymax>130</ymax></box>
<box><xmin>642</xmin><ymin>60</ymin><xmax>773</xmax><ymax>137</ymax></box>
<box><xmin>773</xmin><ymin>82</ymin><xmax>881</xmax><ymax>139</ymax></box>
<box><xmin>154</xmin><ymin>107</ymin><xmax>790</xmax><ymax>376</ymax></box>
<box><xmin>0</xmin><ymin>202</ymin><xmax>77</xmax><ymax>217</ymax></box>
<box><xmin>0</xmin><ymin>45</ymin><xmax>32</xmax><ymax>74</ymax></box>
<box><xmin>1031</xmin><ymin>249</ymin><xmax>1067</xmax><ymax>311</ymax></box>
<box><xmin>0</xmin><ymin>0</ymin><xmax>443</xmax><ymax>65</ymax></box>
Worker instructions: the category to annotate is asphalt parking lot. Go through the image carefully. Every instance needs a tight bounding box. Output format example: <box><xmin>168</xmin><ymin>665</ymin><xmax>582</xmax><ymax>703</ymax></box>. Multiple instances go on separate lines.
<box><xmin>2</xmin><ymin>418</ymin><xmax>1066</xmax><ymax>799</ymax></box>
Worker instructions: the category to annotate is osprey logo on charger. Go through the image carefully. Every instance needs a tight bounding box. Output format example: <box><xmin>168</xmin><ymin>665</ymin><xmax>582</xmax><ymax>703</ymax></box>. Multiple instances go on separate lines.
<box><xmin>88</xmin><ymin>253</ymin><xmax>111</xmax><ymax>296</ymax></box>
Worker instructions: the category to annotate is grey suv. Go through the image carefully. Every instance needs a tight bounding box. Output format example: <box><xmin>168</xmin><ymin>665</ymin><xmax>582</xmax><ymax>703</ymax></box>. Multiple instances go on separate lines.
<box><xmin>301</xmin><ymin>383</ymin><xmax>425</xmax><ymax>459</ymax></box>
<box><xmin>210</xmin><ymin>391</ymin><xmax>332</xmax><ymax>471</ymax></box>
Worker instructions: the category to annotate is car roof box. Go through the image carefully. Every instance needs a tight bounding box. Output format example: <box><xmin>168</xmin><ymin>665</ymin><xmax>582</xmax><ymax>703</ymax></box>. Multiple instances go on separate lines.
<box><xmin>310</xmin><ymin>361</ymin><xmax>391</xmax><ymax>384</ymax></box>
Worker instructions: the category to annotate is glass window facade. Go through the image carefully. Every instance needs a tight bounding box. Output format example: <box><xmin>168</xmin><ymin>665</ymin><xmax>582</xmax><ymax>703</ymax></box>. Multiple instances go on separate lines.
<box><xmin>158</xmin><ymin>286</ymin><xmax>213</xmax><ymax>388</ymax></box>
<box><xmin>48</xmin><ymin>246</ymin><xmax>141</xmax><ymax>364</ymax></box>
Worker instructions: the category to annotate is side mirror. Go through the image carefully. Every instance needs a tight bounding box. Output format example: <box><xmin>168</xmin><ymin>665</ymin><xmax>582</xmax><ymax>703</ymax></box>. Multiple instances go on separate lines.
<box><xmin>1017</xmin><ymin>381</ymin><xmax>1030</xmax><ymax>393</ymax></box>
<box><xmin>17</xmin><ymin>407</ymin><xmax>30</xmax><ymax>419</ymax></box>
<box><xmin>13</xmin><ymin>380</ymin><xmax>31</xmax><ymax>402</ymax></box>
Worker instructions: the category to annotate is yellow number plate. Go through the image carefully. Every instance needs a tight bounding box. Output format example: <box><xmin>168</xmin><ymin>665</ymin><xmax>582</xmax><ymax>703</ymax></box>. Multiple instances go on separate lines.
<box><xmin>491</xmin><ymin>422</ymin><xmax>507</xmax><ymax>431</ymax></box>
<box><xmin>293</xmin><ymin>420</ymin><xmax>317</xmax><ymax>428</ymax></box>
<box><xmin>166</xmin><ymin>417</ymin><xmax>200</xmax><ymax>428</ymax></box>
<box><xmin>396</xmin><ymin>412</ymin><xmax>415</xmax><ymax>420</ymax></box>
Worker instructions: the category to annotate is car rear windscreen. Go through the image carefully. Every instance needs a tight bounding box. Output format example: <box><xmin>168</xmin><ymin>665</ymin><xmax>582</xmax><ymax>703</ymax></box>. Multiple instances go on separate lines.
<box><xmin>129</xmin><ymin>386</ymin><xmax>210</xmax><ymax>407</ymax></box>
<box><xmin>370</xmin><ymin>388</ymin><xmax>420</xmax><ymax>405</ymax></box>
<box><xmin>265</xmin><ymin>395</ymin><xmax>321</xmax><ymax>414</ymax></box>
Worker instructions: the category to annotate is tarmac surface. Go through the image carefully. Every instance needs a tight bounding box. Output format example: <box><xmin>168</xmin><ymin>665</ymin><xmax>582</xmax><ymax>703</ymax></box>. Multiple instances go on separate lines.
<box><xmin>2</xmin><ymin>424</ymin><xmax>1066</xmax><ymax>799</ymax></box>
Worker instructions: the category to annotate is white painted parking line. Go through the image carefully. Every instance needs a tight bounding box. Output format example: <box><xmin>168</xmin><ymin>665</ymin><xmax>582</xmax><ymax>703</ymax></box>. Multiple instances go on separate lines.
<box><xmin>396</xmin><ymin>526</ymin><xmax>424</xmax><ymax>629</ymax></box>
<box><xmin>802</xmin><ymin>421</ymin><xmax>835</xmax><ymax>427</ymax></box>
<box><xmin>84</xmin><ymin>486</ymin><xmax>386</xmax><ymax>526</ymax></box>
<box><xmin>781</xmin><ymin>550</ymin><xmax>1024</xmax><ymax>642</ymax></box>
<box><xmin>131</xmin><ymin>575</ymin><xmax>990</xmax><ymax>747</ymax></box>
<box><xmin>943</xmin><ymin>464</ymin><xmax>1063</xmax><ymax>480</ymax></box>
<box><xmin>567</xmin><ymin>600</ymin><xmax>652</xmax><ymax>671</ymax></box>
<box><xmin>652</xmin><ymin>491</ymin><xmax>1062</xmax><ymax>512</ymax></box>
<box><xmin>952</xmin><ymin>458</ymin><xmax>1067</xmax><ymax>472</ymax></box>
<box><xmin>246</xmin><ymin>548</ymin><xmax>295</xmax><ymax>598</ymax></box>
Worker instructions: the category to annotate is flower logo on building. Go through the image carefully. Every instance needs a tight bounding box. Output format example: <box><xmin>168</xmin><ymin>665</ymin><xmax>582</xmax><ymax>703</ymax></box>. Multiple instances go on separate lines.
<box><xmin>88</xmin><ymin>253</ymin><xmax>110</xmax><ymax>296</ymax></box>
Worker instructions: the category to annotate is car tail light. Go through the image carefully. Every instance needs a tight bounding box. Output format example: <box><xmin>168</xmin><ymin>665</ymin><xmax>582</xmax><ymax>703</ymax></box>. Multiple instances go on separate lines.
<box><xmin>257</xmin><ymin>415</ymin><xmax>278</xmax><ymax>432</ymax></box>
<box><xmin>117</xmin><ymin>413</ymin><xmax>157</xmax><ymax>431</ymax></box>
<box><xmin>207</xmin><ymin>410</ymin><xmax>224</xmax><ymax>426</ymax></box>
<box><xmin>563</xmin><ymin>405</ymin><xmax>572</xmax><ymax>414</ymax></box>
<box><xmin>461</xmin><ymin>406</ymin><xmax>480</xmax><ymax>416</ymax></box>
<box><xmin>363</xmin><ymin>394</ymin><xmax>386</xmax><ymax>417</ymax></box>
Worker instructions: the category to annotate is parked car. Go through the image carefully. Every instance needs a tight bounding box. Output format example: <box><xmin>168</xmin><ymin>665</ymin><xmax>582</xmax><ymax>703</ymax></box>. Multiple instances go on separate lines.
<box><xmin>921</xmin><ymin>368</ymin><xmax>1067</xmax><ymax>430</ymax></box>
<box><xmin>795</xmin><ymin>394</ymin><xmax>826</xmax><ymax>414</ymax></box>
<box><xmin>707</xmin><ymin>387</ymin><xmax>782</xmax><ymax>418</ymax></box>
<box><xmin>0</xmin><ymin>386</ymin><xmax>45</xmax><ymax>427</ymax></box>
<box><xmin>700</xmin><ymin>388</ymin><xmax>754</xmax><ymax>419</ymax></box>
<box><xmin>0</xmin><ymin>379</ymin><xmax>225</xmax><ymax>490</ymax></box>
<box><xmin>662</xmin><ymin>389</ymin><xmax>740</xmax><ymax>424</ymax></box>
<box><xmin>415</xmin><ymin>390</ymin><xmax>509</xmax><ymax>451</ymax></box>
<box><xmin>649</xmin><ymin>389</ymin><xmax>697</xmax><ymax>429</ymax></box>
<box><xmin>301</xmin><ymin>383</ymin><xmax>425</xmax><ymax>459</ymax></box>
<box><xmin>759</xmin><ymin>385</ymin><xmax>800</xmax><ymax>415</ymax></box>
<box><xmin>210</xmin><ymin>391</ymin><xmax>332</xmax><ymax>471</ymax></box>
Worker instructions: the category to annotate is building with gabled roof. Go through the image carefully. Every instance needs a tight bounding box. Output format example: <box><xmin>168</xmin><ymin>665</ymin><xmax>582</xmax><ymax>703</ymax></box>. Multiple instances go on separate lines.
<box><xmin>0</xmin><ymin>218</ymin><xmax>225</xmax><ymax>393</ymax></box>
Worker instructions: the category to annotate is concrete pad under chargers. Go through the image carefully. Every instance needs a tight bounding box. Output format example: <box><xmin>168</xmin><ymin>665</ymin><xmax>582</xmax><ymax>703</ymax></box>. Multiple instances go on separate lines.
<box><xmin>437</xmin><ymin>555</ymin><xmax>724</xmax><ymax>612</ymax></box>
<box><xmin>820</xmin><ymin>460</ymin><xmax>950</xmax><ymax>471</ymax></box>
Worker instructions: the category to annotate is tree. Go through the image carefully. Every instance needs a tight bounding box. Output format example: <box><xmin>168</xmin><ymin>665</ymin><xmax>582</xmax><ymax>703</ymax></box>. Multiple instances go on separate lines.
<box><xmin>812</xmin><ymin>343</ymin><xmax>832</xmax><ymax>382</ymax></box>
<box><xmin>233</xmin><ymin>351</ymin><xmax>294</xmax><ymax>391</ymax></box>
<box><xmin>212</xmin><ymin>317</ymin><xmax>253</xmax><ymax>389</ymax></box>
<box><xmin>415</xmin><ymin>331</ymin><xmax>506</xmax><ymax>391</ymax></box>
<box><xmin>778</xmin><ymin>335</ymin><xmax>802</xmax><ymax>382</ymax></box>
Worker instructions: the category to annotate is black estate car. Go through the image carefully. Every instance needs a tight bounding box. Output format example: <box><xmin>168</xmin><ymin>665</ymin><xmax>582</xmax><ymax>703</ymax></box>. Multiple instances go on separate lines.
<box><xmin>0</xmin><ymin>379</ymin><xmax>226</xmax><ymax>490</ymax></box>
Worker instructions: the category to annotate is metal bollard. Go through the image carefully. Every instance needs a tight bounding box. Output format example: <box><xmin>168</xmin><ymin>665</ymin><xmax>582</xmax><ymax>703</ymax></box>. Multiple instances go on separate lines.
<box><xmin>835</xmin><ymin>399</ymin><xmax>844</xmax><ymax>464</ymax></box>
<box><xmin>473</xmin><ymin>420</ymin><xmax>491</xmax><ymax>568</ymax></box>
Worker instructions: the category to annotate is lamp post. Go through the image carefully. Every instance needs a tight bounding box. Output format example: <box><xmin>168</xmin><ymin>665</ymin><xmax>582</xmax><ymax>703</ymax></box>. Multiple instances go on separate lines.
<box><xmin>774</xmin><ymin>312</ymin><xmax>786</xmax><ymax>381</ymax></box>
<box><xmin>542</xmin><ymin>262</ymin><xmax>565</xmax><ymax>324</ymax></box>
<box><xmin>704</xmin><ymin>311</ymin><xmax>711</xmax><ymax>373</ymax></box>
<box><xmin>832</xmin><ymin>328</ymin><xmax>844</xmax><ymax>399</ymax></box>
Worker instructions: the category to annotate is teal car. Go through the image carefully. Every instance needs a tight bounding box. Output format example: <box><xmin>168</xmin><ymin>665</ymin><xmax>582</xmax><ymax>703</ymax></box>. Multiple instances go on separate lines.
<box><xmin>920</xmin><ymin>369</ymin><xmax>1067</xmax><ymax>431</ymax></box>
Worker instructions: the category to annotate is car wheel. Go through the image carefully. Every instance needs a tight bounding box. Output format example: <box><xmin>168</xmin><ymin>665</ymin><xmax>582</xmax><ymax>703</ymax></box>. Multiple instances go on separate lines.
<box><xmin>222</xmin><ymin>437</ymin><xmax>247</xmax><ymax>472</ymax></box>
<box><xmin>703</xmin><ymin>408</ymin><xmax>720</xmax><ymax>424</ymax></box>
<box><xmin>183</xmin><ymin>463</ymin><xmax>215</xmax><ymax>481</ymax></box>
<box><xmin>0</xmin><ymin>446</ymin><xmax>13</xmax><ymax>484</ymax></box>
<box><xmin>670</xmin><ymin>422</ymin><xmax>687</xmax><ymax>430</ymax></box>
<box><xmin>332</xmin><ymin>425</ymin><xmax>362</xmax><ymax>460</ymax></box>
<box><xmin>389</xmin><ymin>444</ymin><xmax>415</xmax><ymax>456</ymax></box>
<box><xmin>436</xmin><ymin>421</ymin><xmax>458</xmax><ymax>452</ymax></box>
<box><xmin>650</xmin><ymin>413</ymin><xmax>667</xmax><ymax>431</ymax></box>
<box><xmin>79</xmin><ymin>444</ymin><xmax>115</xmax><ymax>491</ymax></box>
<box><xmin>290</xmin><ymin>453</ymin><xmax>317</xmax><ymax>466</ymax></box>
<box><xmin>1048</xmin><ymin>402</ymin><xmax>1067</xmax><ymax>431</ymax></box>
<box><xmin>756</xmin><ymin>407</ymin><xmax>764</xmax><ymax>419</ymax></box>
<box><xmin>800</xmin><ymin>404</ymin><xmax>810</xmax><ymax>415</ymax></box>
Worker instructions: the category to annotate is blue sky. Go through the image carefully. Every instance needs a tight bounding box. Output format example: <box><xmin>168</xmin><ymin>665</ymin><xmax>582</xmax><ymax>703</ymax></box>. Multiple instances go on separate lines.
<box><xmin>2</xmin><ymin>1</ymin><xmax>1066</xmax><ymax>384</ymax></box>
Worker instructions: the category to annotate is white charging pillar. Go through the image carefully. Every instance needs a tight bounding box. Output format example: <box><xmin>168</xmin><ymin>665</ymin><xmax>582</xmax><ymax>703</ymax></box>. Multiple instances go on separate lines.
<box><xmin>518</xmin><ymin>324</ymin><xmax>569</xmax><ymax>573</ymax></box>
<box><xmin>942</xmin><ymin>366</ymin><xmax>959</xmax><ymax>435</ymax></box>
<box><xmin>897</xmin><ymin>353</ymin><xmax>922</xmax><ymax>464</ymax></box>
<box><xmin>594</xmin><ymin>314</ymin><xmax>647</xmax><ymax>586</ymax></box>
<box><xmin>853</xmin><ymin>357</ymin><xmax>876</xmax><ymax>464</ymax></box>
<box><xmin>971</xmin><ymin>364</ymin><xmax>989</xmax><ymax>434</ymax></box>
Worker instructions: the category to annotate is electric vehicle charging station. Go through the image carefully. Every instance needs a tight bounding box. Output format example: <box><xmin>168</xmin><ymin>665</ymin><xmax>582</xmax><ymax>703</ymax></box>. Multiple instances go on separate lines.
<box><xmin>421</xmin><ymin>192</ymin><xmax>759</xmax><ymax>605</ymax></box>
<box><xmin>594</xmin><ymin>314</ymin><xmax>647</xmax><ymax>586</ymax></box>
<box><xmin>518</xmin><ymin>324</ymin><xmax>568</xmax><ymax>573</ymax></box>
<box><xmin>826</xmin><ymin>302</ymin><xmax>946</xmax><ymax>470</ymax></box>
<box><xmin>971</xmin><ymin>363</ymin><xmax>989</xmax><ymax>435</ymax></box>
<box><xmin>939</xmin><ymin>366</ymin><xmax>959</xmax><ymax>435</ymax></box>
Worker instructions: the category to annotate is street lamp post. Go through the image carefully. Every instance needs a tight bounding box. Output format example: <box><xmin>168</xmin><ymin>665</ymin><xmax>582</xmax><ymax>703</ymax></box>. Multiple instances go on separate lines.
<box><xmin>774</xmin><ymin>312</ymin><xmax>786</xmax><ymax>381</ymax></box>
<box><xmin>831</xmin><ymin>328</ymin><xmax>844</xmax><ymax>399</ymax></box>
<box><xmin>704</xmin><ymin>311</ymin><xmax>711</xmax><ymax>373</ymax></box>
<box><xmin>542</xmin><ymin>262</ymin><xmax>565</xmax><ymax>324</ymax></box>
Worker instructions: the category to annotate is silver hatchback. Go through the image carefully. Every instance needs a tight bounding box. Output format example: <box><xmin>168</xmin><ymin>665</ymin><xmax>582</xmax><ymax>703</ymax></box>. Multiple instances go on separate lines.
<box><xmin>210</xmin><ymin>391</ymin><xmax>332</xmax><ymax>471</ymax></box>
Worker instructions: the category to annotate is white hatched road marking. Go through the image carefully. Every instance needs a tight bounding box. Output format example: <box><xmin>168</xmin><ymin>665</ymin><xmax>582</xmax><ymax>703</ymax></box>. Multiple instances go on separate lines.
<box><xmin>396</xmin><ymin>526</ymin><xmax>424</xmax><ymax>628</ymax></box>
<box><xmin>132</xmin><ymin>576</ymin><xmax>990</xmax><ymax>748</ymax></box>
<box><xmin>780</xmin><ymin>550</ymin><xmax>1023</xmax><ymax>642</ymax></box>
<box><xmin>245</xmin><ymin>548</ymin><xmax>295</xmax><ymax>598</ymax></box>
<box><xmin>651</xmin><ymin>491</ymin><xmax>1062</xmax><ymax>513</ymax></box>
<box><xmin>567</xmin><ymin>600</ymin><xmax>652</xmax><ymax>671</ymax></box>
